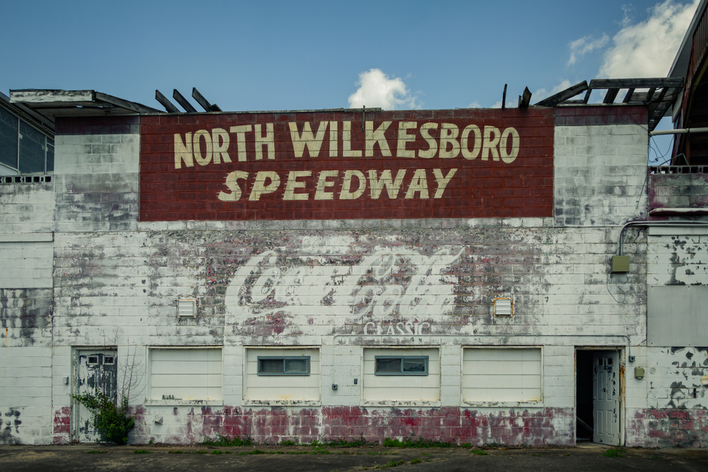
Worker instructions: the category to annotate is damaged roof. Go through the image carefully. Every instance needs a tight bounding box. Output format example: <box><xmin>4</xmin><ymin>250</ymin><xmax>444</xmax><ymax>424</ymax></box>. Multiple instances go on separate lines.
<box><xmin>9</xmin><ymin>89</ymin><xmax>162</xmax><ymax>124</ymax></box>
<box><xmin>11</xmin><ymin>80</ymin><xmax>683</xmax><ymax>132</ymax></box>
<box><xmin>533</xmin><ymin>78</ymin><xmax>683</xmax><ymax>131</ymax></box>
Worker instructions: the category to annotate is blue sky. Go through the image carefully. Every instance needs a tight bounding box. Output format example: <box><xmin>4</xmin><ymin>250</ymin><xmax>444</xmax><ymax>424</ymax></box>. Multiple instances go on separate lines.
<box><xmin>3</xmin><ymin>0</ymin><xmax>700</xmax><ymax>163</ymax></box>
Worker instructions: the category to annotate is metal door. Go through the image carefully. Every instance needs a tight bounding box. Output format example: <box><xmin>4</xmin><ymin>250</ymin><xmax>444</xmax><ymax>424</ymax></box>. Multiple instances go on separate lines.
<box><xmin>592</xmin><ymin>351</ymin><xmax>620</xmax><ymax>445</ymax></box>
<box><xmin>74</xmin><ymin>350</ymin><xmax>117</xmax><ymax>442</ymax></box>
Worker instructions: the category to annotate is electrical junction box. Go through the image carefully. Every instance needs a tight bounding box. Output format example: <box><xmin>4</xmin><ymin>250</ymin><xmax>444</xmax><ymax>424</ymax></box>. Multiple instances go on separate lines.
<box><xmin>612</xmin><ymin>255</ymin><xmax>630</xmax><ymax>273</ymax></box>
<box><xmin>634</xmin><ymin>367</ymin><xmax>645</xmax><ymax>379</ymax></box>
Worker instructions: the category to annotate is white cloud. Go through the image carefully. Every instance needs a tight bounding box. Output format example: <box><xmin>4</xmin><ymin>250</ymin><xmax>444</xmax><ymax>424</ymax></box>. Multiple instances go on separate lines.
<box><xmin>348</xmin><ymin>69</ymin><xmax>418</xmax><ymax>109</ymax></box>
<box><xmin>620</xmin><ymin>4</ymin><xmax>635</xmax><ymax>28</ymax></box>
<box><xmin>567</xmin><ymin>34</ymin><xmax>609</xmax><ymax>66</ymax></box>
<box><xmin>475</xmin><ymin>80</ymin><xmax>574</xmax><ymax>109</ymax></box>
<box><xmin>599</xmin><ymin>0</ymin><xmax>699</xmax><ymax>78</ymax></box>
<box><xmin>533</xmin><ymin>80</ymin><xmax>573</xmax><ymax>102</ymax></box>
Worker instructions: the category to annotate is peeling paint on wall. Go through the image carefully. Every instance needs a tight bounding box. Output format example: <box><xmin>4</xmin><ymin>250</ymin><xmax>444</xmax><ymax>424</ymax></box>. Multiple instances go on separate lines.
<box><xmin>0</xmin><ymin>289</ymin><xmax>52</xmax><ymax>347</ymax></box>
<box><xmin>126</xmin><ymin>405</ymin><xmax>574</xmax><ymax>447</ymax></box>
<box><xmin>225</xmin><ymin>246</ymin><xmax>463</xmax><ymax>338</ymax></box>
<box><xmin>0</xmin><ymin>408</ymin><xmax>22</xmax><ymax>445</ymax></box>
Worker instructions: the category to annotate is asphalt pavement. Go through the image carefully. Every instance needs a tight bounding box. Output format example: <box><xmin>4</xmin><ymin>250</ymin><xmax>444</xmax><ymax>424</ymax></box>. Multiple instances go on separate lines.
<box><xmin>0</xmin><ymin>443</ymin><xmax>706</xmax><ymax>472</ymax></box>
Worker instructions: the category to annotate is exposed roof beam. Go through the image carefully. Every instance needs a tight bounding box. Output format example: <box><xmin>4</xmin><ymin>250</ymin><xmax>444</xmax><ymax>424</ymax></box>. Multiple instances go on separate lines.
<box><xmin>518</xmin><ymin>87</ymin><xmax>532</xmax><ymax>108</ymax></box>
<box><xmin>192</xmin><ymin>88</ymin><xmax>222</xmax><ymax>112</ymax></box>
<box><xmin>646</xmin><ymin>87</ymin><xmax>656</xmax><ymax>101</ymax></box>
<box><xmin>622</xmin><ymin>88</ymin><xmax>635</xmax><ymax>103</ymax></box>
<box><xmin>173</xmin><ymin>89</ymin><xmax>197</xmax><ymax>113</ymax></box>
<box><xmin>535</xmin><ymin>81</ymin><xmax>588</xmax><ymax>107</ymax></box>
<box><xmin>603</xmin><ymin>88</ymin><xmax>620</xmax><ymax>104</ymax></box>
<box><xmin>589</xmin><ymin>78</ymin><xmax>683</xmax><ymax>88</ymax></box>
<box><xmin>155</xmin><ymin>90</ymin><xmax>180</xmax><ymax>113</ymax></box>
<box><xmin>94</xmin><ymin>92</ymin><xmax>162</xmax><ymax>114</ymax></box>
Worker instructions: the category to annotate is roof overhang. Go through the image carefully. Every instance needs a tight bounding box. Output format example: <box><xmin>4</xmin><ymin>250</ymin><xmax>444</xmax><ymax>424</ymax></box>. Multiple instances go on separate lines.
<box><xmin>669</xmin><ymin>0</ymin><xmax>708</xmax><ymax>80</ymax></box>
<box><xmin>9</xmin><ymin>89</ymin><xmax>163</xmax><ymax>126</ymax></box>
<box><xmin>534</xmin><ymin>78</ymin><xmax>683</xmax><ymax>131</ymax></box>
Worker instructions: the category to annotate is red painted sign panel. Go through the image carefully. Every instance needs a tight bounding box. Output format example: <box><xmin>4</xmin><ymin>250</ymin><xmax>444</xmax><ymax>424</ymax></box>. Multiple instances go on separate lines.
<box><xmin>140</xmin><ymin>108</ymin><xmax>553</xmax><ymax>221</ymax></box>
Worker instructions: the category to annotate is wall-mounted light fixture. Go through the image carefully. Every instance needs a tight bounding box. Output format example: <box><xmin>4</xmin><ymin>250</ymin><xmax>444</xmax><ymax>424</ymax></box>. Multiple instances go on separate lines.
<box><xmin>493</xmin><ymin>297</ymin><xmax>513</xmax><ymax>317</ymax></box>
<box><xmin>177</xmin><ymin>299</ymin><xmax>196</xmax><ymax>318</ymax></box>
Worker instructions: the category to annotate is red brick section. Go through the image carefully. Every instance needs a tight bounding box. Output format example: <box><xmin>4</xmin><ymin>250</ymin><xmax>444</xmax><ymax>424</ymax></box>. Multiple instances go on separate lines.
<box><xmin>555</xmin><ymin>105</ymin><xmax>648</xmax><ymax>127</ymax></box>
<box><xmin>52</xmin><ymin>407</ymin><xmax>71</xmax><ymax>444</ymax></box>
<box><xmin>140</xmin><ymin>108</ymin><xmax>554</xmax><ymax>221</ymax></box>
<box><xmin>629</xmin><ymin>408</ymin><xmax>708</xmax><ymax>448</ymax></box>
<box><xmin>137</xmin><ymin>406</ymin><xmax>574</xmax><ymax>446</ymax></box>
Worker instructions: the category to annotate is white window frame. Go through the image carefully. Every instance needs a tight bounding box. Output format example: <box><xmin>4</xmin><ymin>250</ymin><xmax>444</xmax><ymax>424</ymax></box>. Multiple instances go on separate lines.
<box><xmin>374</xmin><ymin>356</ymin><xmax>429</xmax><ymax>376</ymax></box>
<box><xmin>361</xmin><ymin>347</ymin><xmax>441</xmax><ymax>407</ymax></box>
<box><xmin>243</xmin><ymin>347</ymin><xmax>320</xmax><ymax>406</ymax></box>
<box><xmin>257</xmin><ymin>356</ymin><xmax>311</xmax><ymax>376</ymax></box>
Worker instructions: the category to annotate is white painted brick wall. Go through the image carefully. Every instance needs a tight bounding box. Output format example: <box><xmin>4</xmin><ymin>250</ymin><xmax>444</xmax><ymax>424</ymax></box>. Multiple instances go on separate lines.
<box><xmin>0</xmin><ymin>241</ymin><xmax>53</xmax><ymax>289</ymax></box>
<box><xmin>0</xmin><ymin>184</ymin><xmax>55</xmax><ymax>234</ymax></box>
<box><xmin>9</xmin><ymin>119</ymin><xmax>701</xmax><ymax>446</ymax></box>
<box><xmin>554</xmin><ymin>124</ymin><xmax>648</xmax><ymax>226</ymax></box>
<box><xmin>54</xmin><ymin>134</ymin><xmax>139</xmax><ymax>233</ymax></box>
<box><xmin>0</xmin><ymin>347</ymin><xmax>54</xmax><ymax>444</ymax></box>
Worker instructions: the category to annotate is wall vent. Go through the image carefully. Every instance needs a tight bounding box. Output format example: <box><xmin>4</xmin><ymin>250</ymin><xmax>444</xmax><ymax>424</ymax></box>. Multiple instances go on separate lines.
<box><xmin>493</xmin><ymin>297</ymin><xmax>513</xmax><ymax>316</ymax></box>
<box><xmin>177</xmin><ymin>298</ymin><xmax>197</xmax><ymax>318</ymax></box>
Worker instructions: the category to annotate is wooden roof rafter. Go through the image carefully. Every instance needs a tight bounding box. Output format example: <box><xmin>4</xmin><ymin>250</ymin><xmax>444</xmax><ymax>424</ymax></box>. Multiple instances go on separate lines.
<box><xmin>534</xmin><ymin>78</ymin><xmax>684</xmax><ymax>131</ymax></box>
<box><xmin>9</xmin><ymin>89</ymin><xmax>163</xmax><ymax>124</ymax></box>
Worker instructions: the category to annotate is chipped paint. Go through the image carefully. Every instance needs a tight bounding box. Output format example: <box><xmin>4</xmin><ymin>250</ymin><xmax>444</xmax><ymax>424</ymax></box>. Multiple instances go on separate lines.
<box><xmin>122</xmin><ymin>405</ymin><xmax>575</xmax><ymax>446</ymax></box>
<box><xmin>3</xmin><ymin>107</ymin><xmax>707</xmax><ymax>448</ymax></box>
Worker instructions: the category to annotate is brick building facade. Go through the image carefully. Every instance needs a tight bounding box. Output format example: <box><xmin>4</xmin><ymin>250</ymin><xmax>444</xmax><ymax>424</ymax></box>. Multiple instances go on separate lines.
<box><xmin>1</xmin><ymin>90</ymin><xmax>707</xmax><ymax>447</ymax></box>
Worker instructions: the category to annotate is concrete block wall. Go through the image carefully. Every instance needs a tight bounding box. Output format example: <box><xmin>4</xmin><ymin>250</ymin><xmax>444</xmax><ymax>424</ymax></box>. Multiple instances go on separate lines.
<box><xmin>0</xmin><ymin>182</ymin><xmax>55</xmax><ymax>234</ymax></box>
<box><xmin>0</xmin><ymin>181</ymin><xmax>55</xmax><ymax>445</ymax></box>
<box><xmin>0</xmin><ymin>292</ymin><xmax>54</xmax><ymax>446</ymax></box>
<box><xmin>47</xmin><ymin>216</ymin><xmax>646</xmax><ymax>445</ymax></box>
<box><xmin>8</xmin><ymin>105</ymin><xmax>706</xmax><ymax>447</ymax></box>
<box><xmin>625</xmin><ymin>224</ymin><xmax>708</xmax><ymax>447</ymax></box>
<box><xmin>649</xmin><ymin>172</ymin><xmax>708</xmax><ymax>209</ymax></box>
<box><xmin>627</xmin><ymin>347</ymin><xmax>708</xmax><ymax>447</ymax></box>
<box><xmin>52</xmin><ymin>110</ymin><xmax>644</xmax><ymax>445</ymax></box>
<box><xmin>53</xmin><ymin>116</ymin><xmax>140</xmax><ymax>233</ymax></box>
<box><xmin>554</xmin><ymin>107</ymin><xmax>649</xmax><ymax>226</ymax></box>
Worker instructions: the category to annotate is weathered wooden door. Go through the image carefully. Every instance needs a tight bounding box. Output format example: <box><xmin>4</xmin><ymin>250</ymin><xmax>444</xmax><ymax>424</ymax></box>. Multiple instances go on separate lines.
<box><xmin>592</xmin><ymin>351</ymin><xmax>620</xmax><ymax>445</ymax></box>
<box><xmin>74</xmin><ymin>350</ymin><xmax>117</xmax><ymax>443</ymax></box>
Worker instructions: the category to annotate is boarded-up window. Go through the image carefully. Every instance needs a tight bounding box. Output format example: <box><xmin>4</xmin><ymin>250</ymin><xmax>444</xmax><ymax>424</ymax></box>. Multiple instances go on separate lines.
<box><xmin>363</xmin><ymin>348</ymin><xmax>440</xmax><ymax>403</ymax></box>
<box><xmin>648</xmin><ymin>285</ymin><xmax>708</xmax><ymax>346</ymax></box>
<box><xmin>149</xmin><ymin>348</ymin><xmax>222</xmax><ymax>401</ymax></box>
<box><xmin>462</xmin><ymin>348</ymin><xmax>542</xmax><ymax>403</ymax></box>
<box><xmin>244</xmin><ymin>348</ymin><xmax>319</xmax><ymax>403</ymax></box>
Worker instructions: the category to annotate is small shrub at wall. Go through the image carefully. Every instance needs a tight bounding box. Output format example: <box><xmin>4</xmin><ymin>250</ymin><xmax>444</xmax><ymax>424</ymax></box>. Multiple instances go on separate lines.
<box><xmin>72</xmin><ymin>392</ymin><xmax>135</xmax><ymax>445</ymax></box>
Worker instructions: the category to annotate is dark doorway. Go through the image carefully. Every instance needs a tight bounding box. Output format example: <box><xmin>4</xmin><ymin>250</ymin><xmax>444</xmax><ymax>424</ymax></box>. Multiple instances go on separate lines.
<box><xmin>576</xmin><ymin>350</ymin><xmax>594</xmax><ymax>442</ymax></box>
<box><xmin>576</xmin><ymin>348</ymin><xmax>621</xmax><ymax>445</ymax></box>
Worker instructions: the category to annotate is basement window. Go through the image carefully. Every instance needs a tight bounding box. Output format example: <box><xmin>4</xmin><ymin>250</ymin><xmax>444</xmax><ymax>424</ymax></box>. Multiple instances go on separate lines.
<box><xmin>258</xmin><ymin>356</ymin><xmax>311</xmax><ymax>375</ymax></box>
<box><xmin>375</xmin><ymin>356</ymin><xmax>428</xmax><ymax>375</ymax></box>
